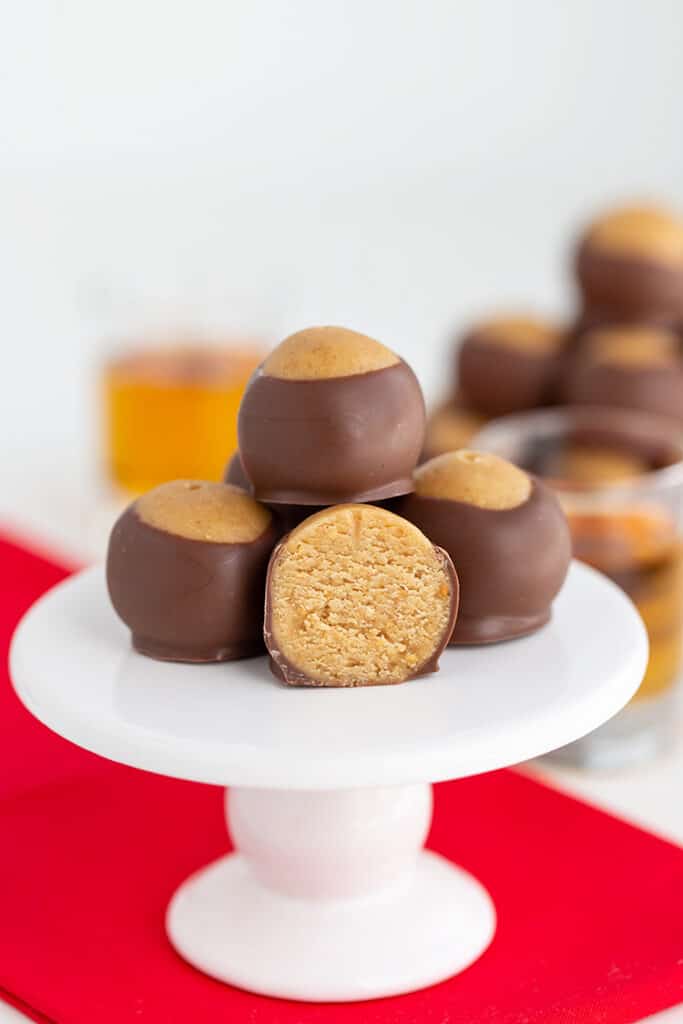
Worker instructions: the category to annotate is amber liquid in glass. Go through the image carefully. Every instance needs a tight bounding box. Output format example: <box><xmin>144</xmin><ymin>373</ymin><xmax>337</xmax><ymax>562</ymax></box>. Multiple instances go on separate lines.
<box><xmin>567</xmin><ymin>507</ymin><xmax>683</xmax><ymax>700</ymax></box>
<box><xmin>103</xmin><ymin>345</ymin><xmax>262</xmax><ymax>494</ymax></box>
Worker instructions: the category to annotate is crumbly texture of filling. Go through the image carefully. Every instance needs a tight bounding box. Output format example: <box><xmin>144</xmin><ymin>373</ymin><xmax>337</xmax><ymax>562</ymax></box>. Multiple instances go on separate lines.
<box><xmin>587</xmin><ymin>205</ymin><xmax>683</xmax><ymax>265</ymax></box>
<box><xmin>475</xmin><ymin>315</ymin><xmax>563</xmax><ymax>353</ymax></box>
<box><xmin>414</xmin><ymin>450</ymin><xmax>531</xmax><ymax>510</ymax></box>
<box><xmin>586</xmin><ymin>326</ymin><xmax>680</xmax><ymax>368</ymax></box>
<box><xmin>263</xmin><ymin>326</ymin><xmax>399</xmax><ymax>380</ymax></box>
<box><xmin>137</xmin><ymin>480</ymin><xmax>271</xmax><ymax>543</ymax></box>
<box><xmin>425</xmin><ymin>404</ymin><xmax>485</xmax><ymax>456</ymax></box>
<box><xmin>269</xmin><ymin>505</ymin><xmax>453</xmax><ymax>686</ymax></box>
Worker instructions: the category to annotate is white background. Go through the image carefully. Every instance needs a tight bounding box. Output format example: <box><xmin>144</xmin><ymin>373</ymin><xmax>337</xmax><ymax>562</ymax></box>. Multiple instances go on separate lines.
<box><xmin>2</xmin><ymin>0</ymin><xmax>683</xmax><ymax>460</ymax></box>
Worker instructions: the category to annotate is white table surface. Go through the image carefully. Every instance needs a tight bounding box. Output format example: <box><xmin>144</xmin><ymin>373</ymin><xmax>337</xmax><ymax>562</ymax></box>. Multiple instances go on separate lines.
<box><xmin>1</xmin><ymin>454</ymin><xmax>681</xmax><ymax>1022</ymax></box>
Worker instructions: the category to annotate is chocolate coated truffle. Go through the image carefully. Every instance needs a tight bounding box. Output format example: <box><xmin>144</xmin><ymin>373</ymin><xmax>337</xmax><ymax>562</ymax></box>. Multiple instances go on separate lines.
<box><xmin>457</xmin><ymin>315</ymin><xmax>565</xmax><ymax>416</ymax></box>
<box><xmin>565</xmin><ymin>326</ymin><xmax>683</xmax><ymax>424</ymax></box>
<box><xmin>264</xmin><ymin>504</ymin><xmax>458</xmax><ymax>687</ymax></box>
<box><xmin>423</xmin><ymin>400</ymin><xmax>486</xmax><ymax>460</ymax></box>
<box><xmin>576</xmin><ymin>204</ymin><xmax>683</xmax><ymax>323</ymax></box>
<box><xmin>238</xmin><ymin>326</ymin><xmax>426</xmax><ymax>505</ymax></box>
<box><xmin>398</xmin><ymin>451</ymin><xmax>571</xmax><ymax>644</ymax></box>
<box><xmin>107</xmin><ymin>480</ymin><xmax>279</xmax><ymax>662</ymax></box>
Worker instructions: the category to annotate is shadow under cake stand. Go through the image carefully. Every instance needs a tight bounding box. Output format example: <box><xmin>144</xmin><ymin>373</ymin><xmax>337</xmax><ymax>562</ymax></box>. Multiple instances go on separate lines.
<box><xmin>10</xmin><ymin>562</ymin><xmax>647</xmax><ymax>1003</ymax></box>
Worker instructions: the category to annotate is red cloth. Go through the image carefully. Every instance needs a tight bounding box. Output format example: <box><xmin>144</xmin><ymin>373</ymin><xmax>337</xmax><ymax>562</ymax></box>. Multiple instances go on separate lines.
<box><xmin>0</xmin><ymin>535</ymin><xmax>682</xmax><ymax>1024</ymax></box>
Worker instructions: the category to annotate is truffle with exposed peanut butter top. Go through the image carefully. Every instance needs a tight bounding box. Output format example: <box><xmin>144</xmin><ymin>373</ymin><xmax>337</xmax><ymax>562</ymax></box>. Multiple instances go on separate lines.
<box><xmin>575</xmin><ymin>204</ymin><xmax>683</xmax><ymax>323</ymax></box>
<box><xmin>457</xmin><ymin>314</ymin><xmax>566</xmax><ymax>416</ymax></box>
<box><xmin>238</xmin><ymin>326</ymin><xmax>426</xmax><ymax>505</ymax></box>
<box><xmin>107</xmin><ymin>480</ymin><xmax>279</xmax><ymax>662</ymax></box>
<box><xmin>398</xmin><ymin>451</ymin><xmax>571</xmax><ymax>644</ymax></box>
<box><xmin>565</xmin><ymin>325</ymin><xmax>683</xmax><ymax>424</ymax></box>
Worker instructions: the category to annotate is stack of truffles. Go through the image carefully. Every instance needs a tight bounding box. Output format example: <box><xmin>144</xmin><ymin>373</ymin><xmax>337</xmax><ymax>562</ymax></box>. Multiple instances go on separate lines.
<box><xmin>425</xmin><ymin>202</ymin><xmax>683</xmax><ymax>462</ymax></box>
<box><xmin>107</xmin><ymin>326</ymin><xmax>571</xmax><ymax>687</ymax></box>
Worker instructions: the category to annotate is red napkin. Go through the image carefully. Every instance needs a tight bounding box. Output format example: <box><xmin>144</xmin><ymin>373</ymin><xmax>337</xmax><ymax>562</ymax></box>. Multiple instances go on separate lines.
<box><xmin>0</xmin><ymin>534</ymin><xmax>682</xmax><ymax>1024</ymax></box>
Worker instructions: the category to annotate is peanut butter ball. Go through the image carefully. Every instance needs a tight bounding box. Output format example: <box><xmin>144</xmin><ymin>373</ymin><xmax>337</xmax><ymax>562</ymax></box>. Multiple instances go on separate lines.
<box><xmin>264</xmin><ymin>504</ymin><xmax>458</xmax><ymax>687</ymax></box>
<box><xmin>565</xmin><ymin>325</ymin><xmax>683</xmax><ymax>424</ymax></box>
<box><xmin>238</xmin><ymin>326</ymin><xmax>426</xmax><ymax>505</ymax></box>
<box><xmin>107</xmin><ymin>480</ymin><xmax>279</xmax><ymax>662</ymax></box>
<box><xmin>575</xmin><ymin>203</ymin><xmax>683</xmax><ymax>324</ymax></box>
<box><xmin>398</xmin><ymin>451</ymin><xmax>571</xmax><ymax>644</ymax></box>
<box><xmin>457</xmin><ymin>314</ymin><xmax>565</xmax><ymax>416</ymax></box>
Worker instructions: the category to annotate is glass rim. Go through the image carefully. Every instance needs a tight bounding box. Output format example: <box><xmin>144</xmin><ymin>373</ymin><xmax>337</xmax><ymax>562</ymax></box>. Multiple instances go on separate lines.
<box><xmin>472</xmin><ymin>404</ymin><xmax>683</xmax><ymax>495</ymax></box>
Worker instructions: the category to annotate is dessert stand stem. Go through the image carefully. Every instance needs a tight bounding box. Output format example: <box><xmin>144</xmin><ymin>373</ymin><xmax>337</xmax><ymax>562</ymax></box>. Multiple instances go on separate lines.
<box><xmin>167</xmin><ymin>784</ymin><xmax>496</xmax><ymax>1001</ymax></box>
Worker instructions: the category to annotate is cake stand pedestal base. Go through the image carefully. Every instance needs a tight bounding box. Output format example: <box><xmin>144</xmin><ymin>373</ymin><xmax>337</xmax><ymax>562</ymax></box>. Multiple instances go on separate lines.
<box><xmin>167</xmin><ymin>784</ymin><xmax>495</xmax><ymax>1002</ymax></box>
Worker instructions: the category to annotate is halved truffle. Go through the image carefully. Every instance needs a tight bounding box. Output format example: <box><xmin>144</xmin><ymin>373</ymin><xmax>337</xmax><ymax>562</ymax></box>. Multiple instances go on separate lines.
<box><xmin>238</xmin><ymin>326</ymin><xmax>426</xmax><ymax>505</ymax></box>
<box><xmin>264</xmin><ymin>504</ymin><xmax>458</xmax><ymax>686</ymax></box>
<box><xmin>575</xmin><ymin>204</ymin><xmax>683</xmax><ymax>323</ymax></box>
<box><xmin>106</xmin><ymin>480</ymin><xmax>278</xmax><ymax>662</ymax></box>
<box><xmin>398</xmin><ymin>451</ymin><xmax>571</xmax><ymax>644</ymax></box>
<box><xmin>457</xmin><ymin>315</ymin><xmax>565</xmax><ymax>416</ymax></box>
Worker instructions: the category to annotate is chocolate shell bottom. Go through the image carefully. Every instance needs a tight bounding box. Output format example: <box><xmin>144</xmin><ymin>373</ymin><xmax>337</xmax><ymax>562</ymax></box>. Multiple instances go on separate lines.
<box><xmin>131</xmin><ymin>634</ymin><xmax>265</xmax><ymax>663</ymax></box>
<box><xmin>255</xmin><ymin>476</ymin><xmax>415</xmax><ymax>508</ymax></box>
<box><xmin>449</xmin><ymin>609</ymin><xmax>551</xmax><ymax>645</ymax></box>
<box><xmin>265</xmin><ymin>653</ymin><xmax>449</xmax><ymax>687</ymax></box>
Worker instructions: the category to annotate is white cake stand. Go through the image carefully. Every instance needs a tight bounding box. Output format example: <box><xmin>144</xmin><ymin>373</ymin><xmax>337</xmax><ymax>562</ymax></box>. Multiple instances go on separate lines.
<box><xmin>10</xmin><ymin>563</ymin><xmax>647</xmax><ymax>1003</ymax></box>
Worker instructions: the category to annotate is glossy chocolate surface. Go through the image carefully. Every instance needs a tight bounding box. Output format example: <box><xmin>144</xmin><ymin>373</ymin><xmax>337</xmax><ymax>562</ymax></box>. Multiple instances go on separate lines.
<box><xmin>223</xmin><ymin>451</ymin><xmax>252</xmax><ymax>491</ymax></box>
<box><xmin>264</xmin><ymin>542</ymin><xmax>459</xmax><ymax>686</ymax></box>
<box><xmin>398</xmin><ymin>480</ymin><xmax>571</xmax><ymax>644</ymax></box>
<box><xmin>107</xmin><ymin>506</ymin><xmax>278</xmax><ymax>662</ymax></box>
<box><xmin>238</xmin><ymin>360</ymin><xmax>425</xmax><ymax>505</ymax></box>
<box><xmin>223</xmin><ymin>452</ymin><xmax>329</xmax><ymax>531</ymax></box>
<box><xmin>458</xmin><ymin>336</ymin><xmax>563</xmax><ymax>416</ymax></box>
<box><xmin>576</xmin><ymin>240</ymin><xmax>683</xmax><ymax>321</ymax></box>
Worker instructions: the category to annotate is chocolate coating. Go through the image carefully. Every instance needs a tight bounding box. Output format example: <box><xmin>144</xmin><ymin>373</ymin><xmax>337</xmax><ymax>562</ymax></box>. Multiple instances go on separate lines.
<box><xmin>238</xmin><ymin>360</ymin><xmax>425</xmax><ymax>504</ymax></box>
<box><xmin>558</xmin><ymin>411</ymin><xmax>682</xmax><ymax>471</ymax></box>
<box><xmin>107</xmin><ymin>505</ymin><xmax>278</xmax><ymax>662</ymax></box>
<box><xmin>576</xmin><ymin>240</ymin><xmax>683</xmax><ymax>322</ymax></box>
<box><xmin>572</xmin><ymin>307</ymin><xmax>682</xmax><ymax>340</ymax></box>
<box><xmin>398</xmin><ymin>480</ymin><xmax>571</xmax><ymax>644</ymax></box>
<box><xmin>458</xmin><ymin>332</ymin><xmax>564</xmax><ymax>416</ymax></box>
<box><xmin>222</xmin><ymin>451</ymin><xmax>400</xmax><ymax>531</ymax></box>
<box><xmin>223</xmin><ymin>451</ymin><xmax>252</xmax><ymax>491</ymax></box>
<box><xmin>223</xmin><ymin>452</ymin><xmax>329</xmax><ymax>530</ymax></box>
<box><xmin>565</xmin><ymin>359</ymin><xmax>683</xmax><ymax>425</ymax></box>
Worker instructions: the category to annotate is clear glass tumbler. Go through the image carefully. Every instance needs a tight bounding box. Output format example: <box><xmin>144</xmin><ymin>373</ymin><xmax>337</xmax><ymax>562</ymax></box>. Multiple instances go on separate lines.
<box><xmin>474</xmin><ymin>406</ymin><xmax>683</xmax><ymax>769</ymax></box>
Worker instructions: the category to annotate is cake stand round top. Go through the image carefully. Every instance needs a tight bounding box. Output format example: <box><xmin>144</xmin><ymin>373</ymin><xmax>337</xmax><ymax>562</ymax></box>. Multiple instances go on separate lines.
<box><xmin>10</xmin><ymin>563</ymin><xmax>647</xmax><ymax>790</ymax></box>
